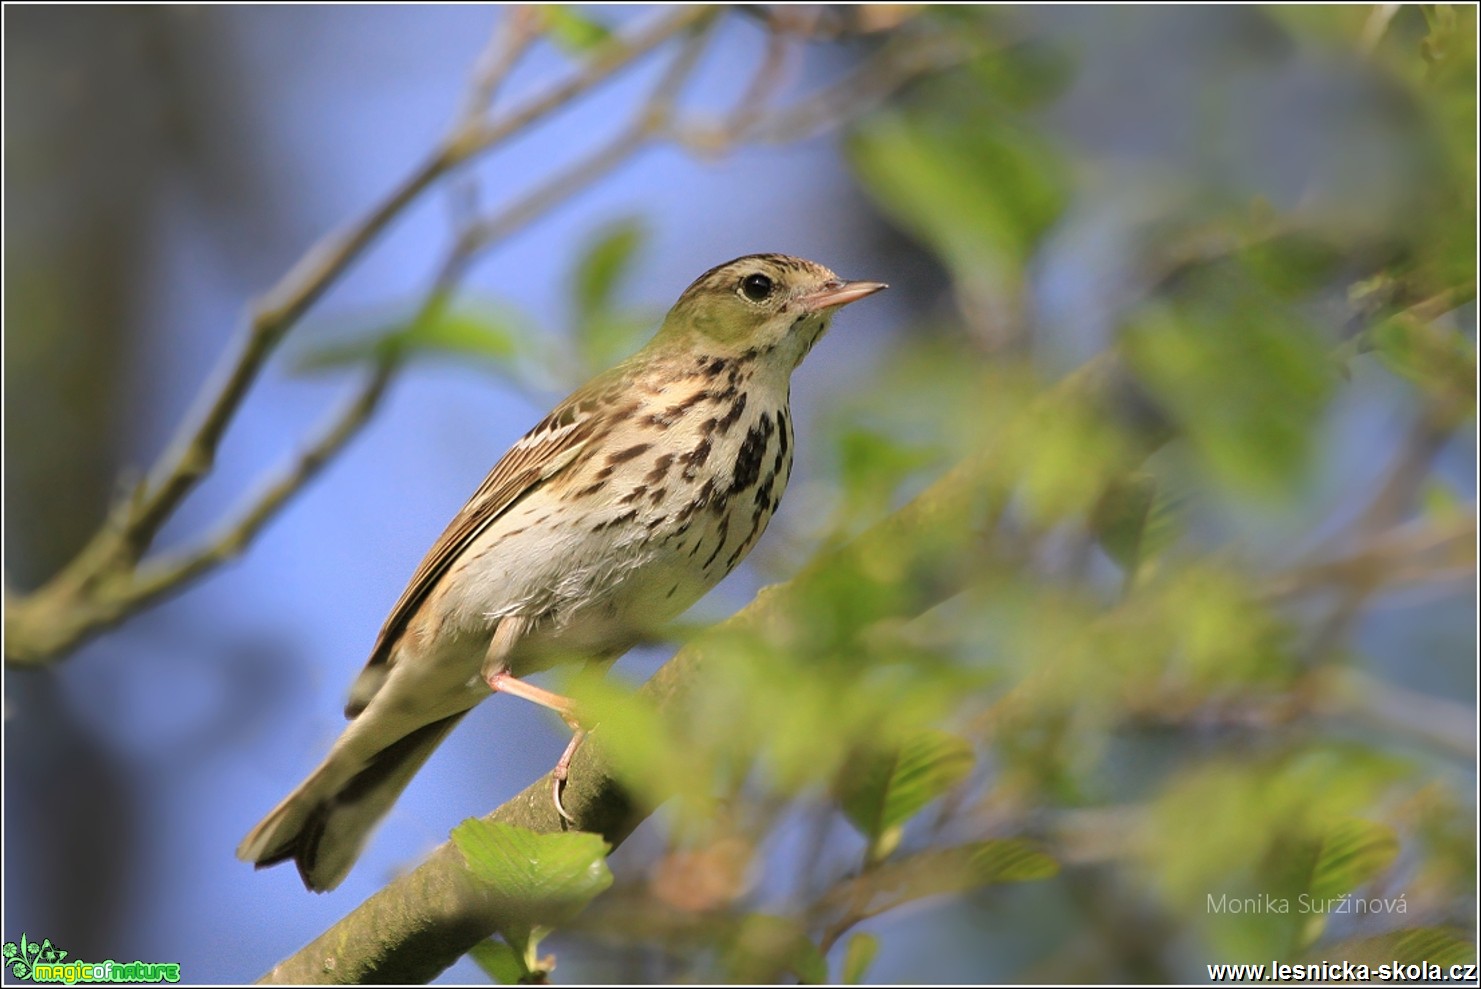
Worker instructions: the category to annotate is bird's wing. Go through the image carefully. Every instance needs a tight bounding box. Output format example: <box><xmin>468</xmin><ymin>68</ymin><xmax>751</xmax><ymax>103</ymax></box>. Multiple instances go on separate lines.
<box><xmin>346</xmin><ymin>375</ymin><xmax>630</xmax><ymax>716</ymax></box>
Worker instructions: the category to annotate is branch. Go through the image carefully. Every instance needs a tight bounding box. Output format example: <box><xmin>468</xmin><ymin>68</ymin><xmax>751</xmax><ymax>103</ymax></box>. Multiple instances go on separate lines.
<box><xmin>257</xmin><ymin>356</ymin><xmax>1123</xmax><ymax>985</ymax></box>
<box><xmin>4</xmin><ymin>7</ymin><xmax>720</xmax><ymax>667</ymax></box>
<box><xmin>668</xmin><ymin>28</ymin><xmax>975</xmax><ymax>154</ymax></box>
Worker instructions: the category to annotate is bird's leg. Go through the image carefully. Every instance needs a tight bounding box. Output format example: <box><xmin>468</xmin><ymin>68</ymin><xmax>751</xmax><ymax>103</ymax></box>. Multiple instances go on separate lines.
<box><xmin>487</xmin><ymin>671</ymin><xmax>586</xmax><ymax>824</ymax></box>
<box><xmin>551</xmin><ymin>726</ymin><xmax>589</xmax><ymax>821</ymax></box>
<box><xmin>482</xmin><ymin>618</ymin><xmax>587</xmax><ymax>823</ymax></box>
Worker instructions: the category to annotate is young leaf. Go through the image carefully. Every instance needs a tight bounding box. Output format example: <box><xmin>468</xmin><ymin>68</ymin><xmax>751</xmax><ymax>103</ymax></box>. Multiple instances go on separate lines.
<box><xmin>1315</xmin><ymin>927</ymin><xmax>1476</xmax><ymax>968</ymax></box>
<box><xmin>539</xmin><ymin>5</ymin><xmax>612</xmax><ymax>54</ymax></box>
<box><xmin>568</xmin><ymin>219</ymin><xmax>653</xmax><ymax>374</ymax></box>
<box><xmin>1307</xmin><ymin>818</ymin><xmax>1401</xmax><ymax>904</ymax></box>
<box><xmin>836</xmin><ymin>729</ymin><xmax>974</xmax><ymax>844</ymax></box>
<box><xmin>572</xmin><ymin>218</ymin><xmax>645</xmax><ymax>323</ymax></box>
<box><xmin>848</xmin><ymin>108</ymin><xmax>1066</xmax><ymax>280</ymax></box>
<box><xmin>840</xmin><ymin>932</ymin><xmax>880</xmax><ymax>984</ymax></box>
<box><xmin>724</xmin><ymin>915</ymin><xmax>827</xmax><ymax>985</ymax></box>
<box><xmin>1298</xmin><ymin>818</ymin><xmax>1401</xmax><ymax>948</ymax></box>
<box><xmin>452</xmin><ymin>820</ymin><xmax>613</xmax><ymax>942</ymax></box>
<box><xmin>1090</xmin><ymin>471</ymin><xmax>1158</xmax><ymax>575</ymax></box>
<box><xmin>295</xmin><ymin>303</ymin><xmax>526</xmax><ymax>373</ymax></box>
<box><xmin>468</xmin><ymin>939</ymin><xmax>527</xmax><ymax>985</ymax></box>
<box><xmin>826</xmin><ymin>840</ymin><xmax>1059</xmax><ymax>916</ymax></box>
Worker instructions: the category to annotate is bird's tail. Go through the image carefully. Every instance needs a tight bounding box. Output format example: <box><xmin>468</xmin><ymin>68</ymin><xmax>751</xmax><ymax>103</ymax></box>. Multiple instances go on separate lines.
<box><xmin>236</xmin><ymin>711</ymin><xmax>467</xmax><ymax>892</ymax></box>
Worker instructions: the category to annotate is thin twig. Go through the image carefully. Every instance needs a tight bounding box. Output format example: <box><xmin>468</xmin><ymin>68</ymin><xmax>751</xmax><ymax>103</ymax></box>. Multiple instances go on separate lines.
<box><xmin>4</xmin><ymin>7</ymin><xmax>723</xmax><ymax>667</ymax></box>
<box><xmin>450</xmin><ymin>7</ymin><xmax>718</xmax><ymax>161</ymax></box>
<box><xmin>667</xmin><ymin>30</ymin><xmax>972</xmax><ymax>153</ymax></box>
<box><xmin>128</xmin><ymin>362</ymin><xmax>398</xmax><ymax>605</ymax></box>
<box><xmin>1265</xmin><ymin>515</ymin><xmax>1476</xmax><ymax>601</ymax></box>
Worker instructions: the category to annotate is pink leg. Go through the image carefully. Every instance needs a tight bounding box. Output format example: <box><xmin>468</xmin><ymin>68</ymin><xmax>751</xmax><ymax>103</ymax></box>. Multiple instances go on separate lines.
<box><xmin>487</xmin><ymin>670</ymin><xmax>577</xmax><ymax>721</ymax></box>
<box><xmin>551</xmin><ymin>728</ymin><xmax>589</xmax><ymax>824</ymax></box>
<box><xmin>486</xmin><ymin>669</ymin><xmax>586</xmax><ymax>824</ymax></box>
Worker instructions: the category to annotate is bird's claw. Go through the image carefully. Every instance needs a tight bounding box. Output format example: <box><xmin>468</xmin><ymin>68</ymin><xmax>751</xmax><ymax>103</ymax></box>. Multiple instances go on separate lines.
<box><xmin>552</xmin><ymin>773</ymin><xmax>576</xmax><ymax>825</ymax></box>
<box><xmin>550</xmin><ymin>726</ymin><xmax>588</xmax><ymax>826</ymax></box>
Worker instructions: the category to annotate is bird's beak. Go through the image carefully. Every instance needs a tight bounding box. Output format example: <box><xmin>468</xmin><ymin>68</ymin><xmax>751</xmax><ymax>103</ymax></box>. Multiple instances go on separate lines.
<box><xmin>798</xmin><ymin>279</ymin><xmax>888</xmax><ymax>312</ymax></box>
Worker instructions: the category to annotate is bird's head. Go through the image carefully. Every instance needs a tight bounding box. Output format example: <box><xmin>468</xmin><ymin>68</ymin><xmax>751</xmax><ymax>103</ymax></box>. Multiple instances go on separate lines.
<box><xmin>653</xmin><ymin>254</ymin><xmax>886</xmax><ymax>369</ymax></box>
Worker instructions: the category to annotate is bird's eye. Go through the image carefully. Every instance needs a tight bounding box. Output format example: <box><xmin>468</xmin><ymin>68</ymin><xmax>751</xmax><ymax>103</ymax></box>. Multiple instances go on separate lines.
<box><xmin>740</xmin><ymin>273</ymin><xmax>774</xmax><ymax>303</ymax></box>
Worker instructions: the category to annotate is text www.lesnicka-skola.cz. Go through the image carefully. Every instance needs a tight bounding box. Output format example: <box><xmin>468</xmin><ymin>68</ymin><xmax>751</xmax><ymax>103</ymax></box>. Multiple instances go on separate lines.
<box><xmin>1208</xmin><ymin>961</ymin><xmax>1477</xmax><ymax>982</ymax></box>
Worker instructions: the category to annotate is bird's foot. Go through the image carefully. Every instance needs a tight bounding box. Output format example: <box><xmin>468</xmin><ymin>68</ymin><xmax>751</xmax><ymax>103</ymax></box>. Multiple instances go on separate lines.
<box><xmin>551</xmin><ymin>726</ymin><xmax>589</xmax><ymax>825</ymax></box>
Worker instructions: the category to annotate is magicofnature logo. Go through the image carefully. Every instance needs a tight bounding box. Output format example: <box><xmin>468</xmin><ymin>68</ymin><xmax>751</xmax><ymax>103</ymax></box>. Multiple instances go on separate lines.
<box><xmin>3</xmin><ymin>934</ymin><xmax>180</xmax><ymax>984</ymax></box>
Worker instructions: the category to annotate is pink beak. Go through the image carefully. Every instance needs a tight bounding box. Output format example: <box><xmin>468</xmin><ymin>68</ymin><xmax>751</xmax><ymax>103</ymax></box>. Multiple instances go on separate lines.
<box><xmin>798</xmin><ymin>279</ymin><xmax>889</xmax><ymax>312</ymax></box>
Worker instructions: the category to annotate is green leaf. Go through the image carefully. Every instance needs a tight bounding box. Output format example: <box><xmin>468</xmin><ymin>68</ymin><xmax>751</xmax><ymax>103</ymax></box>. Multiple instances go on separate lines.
<box><xmin>295</xmin><ymin>302</ymin><xmax>526</xmax><ymax>373</ymax></box>
<box><xmin>539</xmin><ymin>5</ymin><xmax>611</xmax><ymax>54</ymax></box>
<box><xmin>1145</xmin><ymin>747</ymin><xmax>1409</xmax><ymax>961</ymax></box>
<box><xmin>835</xmin><ymin>426</ymin><xmax>940</xmax><ymax>526</ymax></box>
<box><xmin>724</xmin><ymin>915</ymin><xmax>827</xmax><ymax>985</ymax></box>
<box><xmin>1090</xmin><ymin>471</ymin><xmax>1158</xmax><ymax>574</ymax></box>
<box><xmin>840</xmin><ymin>932</ymin><xmax>880</xmax><ymax>984</ymax></box>
<box><xmin>1317</xmin><ymin>927</ymin><xmax>1476</xmax><ymax>969</ymax></box>
<box><xmin>1298</xmin><ymin>818</ymin><xmax>1402</xmax><ymax>948</ymax></box>
<box><xmin>567</xmin><ymin>219</ymin><xmax>654</xmax><ymax>374</ymax></box>
<box><xmin>563</xmin><ymin>670</ymin><xmax>721</xmax><ymax>825</ymax></box>
<box><xmin>1370</xmin><ymin>314</ymin><xmax>1476</xmax><ymax>409</ymax></box>
<box><xmin>834</xmin><ymin>840</ymin><xmax>1059</xmax><ymax>914</ymax></box>
<box><xmin>452</xmin><ymin>819</ymin><xmax>613</xmax><ymax>943</ymax></box>
<box><xmin>849</xmin><ymin>108</ymin><xmax>1066</xmax><ymax>280</ymax></box>
<box><xmin>572</xmin><ymin>218</ymin><xmax>645</xmax><ymax>322</ymax></box>
<box><xmin>836</xmin><ymin>729</ymin><xmax>975</xmax><ymax>844</ymax></box>
<box><xmin>1307</xmin><ymin>819</ymin><xmax>1400</xmax><ymax>903</ymax></box>
<box><xmin>1123</xmin><ymin>270</ymin><xmax>1333</xmax><ymax>495</ymax></box>
<box><xmin>468</xmin><ymin>939</ymin><xmax>527</xmax><ymax>985</ymax></box>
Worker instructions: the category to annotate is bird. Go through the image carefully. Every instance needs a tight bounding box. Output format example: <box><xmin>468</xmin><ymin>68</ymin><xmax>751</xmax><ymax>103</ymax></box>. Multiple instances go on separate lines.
<box><xmin>237</xmin><ymin>253</ymin><xmax>887</xmax><ymax>891</ymax></box>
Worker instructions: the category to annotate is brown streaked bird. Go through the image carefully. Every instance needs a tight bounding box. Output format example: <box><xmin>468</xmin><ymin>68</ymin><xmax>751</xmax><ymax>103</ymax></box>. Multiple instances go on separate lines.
<box><xmin>238</xmin><ymin>253</ymin><xmax>887</xmax><ymax>891</ymax></box>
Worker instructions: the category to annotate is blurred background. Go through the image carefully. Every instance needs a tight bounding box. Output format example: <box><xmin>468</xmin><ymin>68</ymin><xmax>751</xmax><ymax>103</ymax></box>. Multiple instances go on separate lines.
<box><xmin>4</xmin><ymin>5</ymin><xmax>1475</xmax><ymax>984</ymax></box>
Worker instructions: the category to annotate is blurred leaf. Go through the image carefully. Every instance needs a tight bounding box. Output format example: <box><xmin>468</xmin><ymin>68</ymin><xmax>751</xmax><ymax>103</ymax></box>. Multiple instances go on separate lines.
<box><xmin>849</xmin><ymin>108</ymin><xmax>1066</xmax><ymax>281</ymax></box>
<box><xmin>840</xmin><ymin>932</ymin><xmax>879</xmax><ymax>985</ymax></box>
<box><xmin>1421</xmin><ymin>478</ymin><xmax>1467</xmax><ymax>524</ymax></box>
<box><xmin>1319</xmin><ymin>926</ymin><xmax>1477</xmax><ymax>969</ymax></box>
<box><xmin>836</xmin><ymin>729</ymin><xmax>975</xmax><ymax>845</ymax></box>
<box><xmin>1145</xmin><ymin>746</ymin><xmax>1409</xmax><ymax>962</ymax></box>
<box><xmin>1240</xmin><ymin>235</ymin><xmax>1346</xmax><ymax>298</ymax></box>
<box><xmin>295</xmin><ymin>302</ymin><xmax>526</xmax><ymax>373</ymax></box>
<box><xmin>539</xmin><ymin>5</ymin><xmax>611</xmax><ymax>53</ymax></box>
<box><xmin>468</xmin><ymin>939</ymin><xmax>526</xmax><ymax>985</ymax></box>
<box><xmin>999</xmin><ymin>380</ymin><xmax>1131</xmax><ymax>524</ymax></box>
<box><xmin>1090</xmin><ymin>471</ymin><xmax>1159</xmax><ymax>575</ymax></box>
<box><xmin>574</xmin><ymin>313</ymin><xmax>656</xmax><ymax>379</ymax></box>
<box><xmin>828</xmin><ymin>840</ymin><xmax>1058</xmax><ymax>916</ymax></box>
<box><xmin>452</xmin><ymin>819</ymin><xmax>612</xmax><ymax>947</ymax></box>
<box><xmin>568</xmin><ymin>219</ymin><xmax>654</xmax><ymax>374</ymax></box>
<box><xmin>834</xmin><ymin>426</ymin><xmax>940</xmax><ymax>527</ymax></box>
<box><xmin>1370</xmin><ymin>314</ymin><xmax>1476</xmax><ymax>412</ymax></box>
<box><xmin>964</xmin><ymin>39</ymin><xmax>1075</xmax><ymax>110</ymax></box>
<box><xmin>724</xmin><ymin>915</ymin><xmax>827</xmax><ymax>985</ymax></box>
<box><xmin>573</xmin><ymin>218</ymin><xmax>645</xmax><ymax>322</ymax></box>
<box><xmin>563</xmin><ymin>670</ymin><xmax>716</xmax><ymax>821</ymax></box>
<box><xmin>1297</xmin><ymin>818</ymin><xmax>1402</xmax><ymax>948</ymax></box>
<box><xmin>1307</xmin><ymin>818</ymin><xmax>1400</xmax><ymax>904</ymax></box>
<box><xmin>1263</xmin><ymin>6</ymin><xmax>1380</xmax><ymax>48</ymax></box>
<box><xmin>1124</xmin><ymin>270</ymin><xmax>1334</xmax><ymax>495</ymax></box>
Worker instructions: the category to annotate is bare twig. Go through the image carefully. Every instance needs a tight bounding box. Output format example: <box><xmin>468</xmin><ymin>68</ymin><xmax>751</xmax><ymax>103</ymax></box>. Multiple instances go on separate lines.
<box><xmin>462</xmin><ymin>7</ymin><xmax>543</xmax><ymax>122</ymax></box>
<box><xmin>127</xmin><ymin>362</ymin><xmax>398</xmax><ymax>606</ymax></box>
<box><xmin>462</xmin><ymin>17</ymin><xmax>719</xmax><ymax>259</ymax></box>
<box><xmin>666</xmin><ymin>28</ymin><xmax>974</xmax><ymax>154</ymax></box>
<box><xmin>1359</xmin><ymin>3</ymin><xmax>1402</xmax><ymax>56</ymax></box>
<box><xmin>9</xmin><ymin>2</ymin><xmax>977</xmax><ymax>668</ymax></box>
<box><xmin>1265</xmin><ymin>514</ymin><xmax>1476</xmax><ymax>601</ymax></box>
<box><xmin>4</xmin><ymin>6</ymin><xmax>720</xmax><ymax>667</ymax></box>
